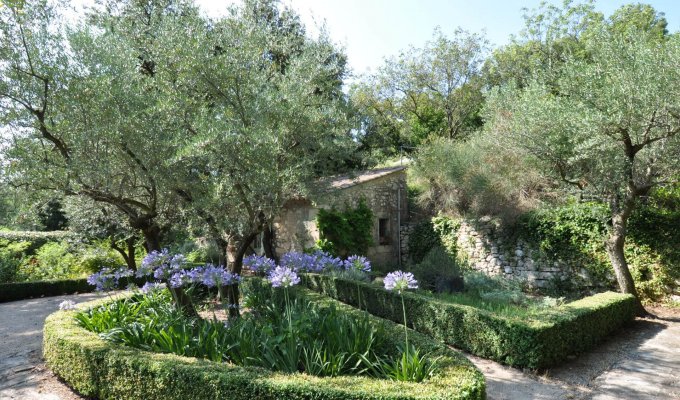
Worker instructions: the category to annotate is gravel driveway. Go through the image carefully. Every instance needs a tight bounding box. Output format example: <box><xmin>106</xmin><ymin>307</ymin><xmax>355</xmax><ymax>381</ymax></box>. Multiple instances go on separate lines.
<box><xmin>1</xmin><ymin>294</ymin><xmax>678</xmax><ymax>400</ymax></box>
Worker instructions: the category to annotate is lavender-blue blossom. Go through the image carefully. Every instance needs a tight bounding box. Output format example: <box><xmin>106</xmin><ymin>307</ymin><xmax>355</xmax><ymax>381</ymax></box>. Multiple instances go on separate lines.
<box><xmin>87</xmin><ymin>267</ymin><xmax>134</xmax><ymax>292</ymax></box>
<box><xmin>280</xmin><ymin>252</ymin><xmax>319</xmax><ymax>272</ymax></box>
<box><xmin>140</xmin><ymin>282</ymin><xmax>165</xmax><ymax>294</ymax></box>
<box><xmin>243</xmin><ymin>255</ymin><xmax>276</xmax><ymax>275</ymax></box>
<box><xmin>384</xmin><ymin>271</ymin><xmax>418</xmax><ymax>293</ymax></box>
<box><xmin>312</xmin><ymin>250</ymin><xmax>343</xmax><ymax>271</ymax></box>
<box><xmin>169</xmin><ymin>270</ymin><xmax>192</xmax><ymax>288</ymax></box>
<box><xmin>344</xmin><ymin>255</ymin><xmax>371</xmax><ymax>273</ymax></box>
<box><xmin>200</xmin><ymin>264</ymin><xmax>240</xmax><ymax>287</ymax></box>
<box><xmin>268</xmin><ymin>266</ymin><xmax>300</xmax><ymax>288</ymax></box>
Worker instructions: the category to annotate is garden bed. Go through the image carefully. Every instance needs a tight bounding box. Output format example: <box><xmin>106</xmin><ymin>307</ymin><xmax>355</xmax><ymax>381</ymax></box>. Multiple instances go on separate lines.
<box><xmin>43</xmin><ymin>286</ymin><xmax>486</xmax><ymax>400</ymax></box>
<box><xmin>303</xmin><ymin>274</ymin><xmax>638</xmax><ymax>369</ymax></box>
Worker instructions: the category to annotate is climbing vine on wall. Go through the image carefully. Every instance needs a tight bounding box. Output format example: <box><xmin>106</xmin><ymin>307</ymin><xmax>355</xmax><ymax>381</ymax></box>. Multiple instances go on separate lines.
<box><xmin>316</xmin><ymin>200</ymin><xmax>374</xmax><ymax>257</ymax></box>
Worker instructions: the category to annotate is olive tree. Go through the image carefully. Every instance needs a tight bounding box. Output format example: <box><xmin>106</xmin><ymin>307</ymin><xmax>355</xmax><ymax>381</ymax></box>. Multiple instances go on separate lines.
<box><xmin>485</xmin><ymin>25</ymin><xmax>680</xmax><ymax>313</ymax></box>
<box><xmin>167</xmin><ymin>0</ymin><xmax>354</xmax><ymax>316</ymax></box>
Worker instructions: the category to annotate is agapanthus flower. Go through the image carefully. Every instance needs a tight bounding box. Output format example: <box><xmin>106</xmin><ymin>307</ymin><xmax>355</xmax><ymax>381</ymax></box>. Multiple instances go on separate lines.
<box><xmin>140</xmin><ymin>281</ymin><xmax>165</xmax><ymax>294</ymax></box>
<box><xmin>384</xmin><ymin>271</ymin><xmax>418</xmax><ymax>293</ymax></box>
<box><xmin>58</xmin><ymin>300</ymin><xmax>77</xmax><ymax>310</ymax></box>
<box><xmin>169</xmin><ymin>270</ymin><xmax>192</xmax><ymax>288</ymax></box>
<box><xmin>138</xmin><ymin>249</ymin><xmax>188</xmax><ymax>281</ymax></box>
<box><xmin>268</xmin><ymin>266</ymin><xmax>300</xmax><ymax>288</ymax></box>
<box><xmin>137</xmin><ymin>248</ymin><xmax>170</xmax><ymax>277</ymax></box>
<box><xmin>243</xmin><ymin>254</ymin><xmax>276</xmax><ymax>275</ymax></box>
<box><xmin>200</xmin><ymin>264</ymin><xmax>240</xmax><ymax>287</ymax></box>
<box><xmin>312</xmin><ymin>250</ymin><xmax>343</xmax><ymax>271</ymax></box>
<box><xmin>87</xmin><ymin>267</ymin><xmax>134</xmax><ymax>292</ymax></box>
<box><xmin>344</xmin><ymin>255</ymin><xmax>371</xmax><ymax>273</ymax></box>
<box><xmin>280</xmin><ymin>252</ymin><xmax>319</xmax><ymax>272</ymax></box>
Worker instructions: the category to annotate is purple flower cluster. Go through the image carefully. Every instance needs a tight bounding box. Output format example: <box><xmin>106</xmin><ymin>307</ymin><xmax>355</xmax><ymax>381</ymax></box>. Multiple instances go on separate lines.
<box><xmin>243</xmin><ymin>255</ymin><xmax>276</xmax><ymax>275</ymax></box>
<box><xmin>343</xmin><ymin>255</ymin><xmax>371</xmax><ymax>273</ymax></box>
<box><xmin>86</xmin><ymin>267</ymin><xmax>134</xmax><ymax>292</ymax></box>
<box><xmin>199</xmin><ymin>264</ymin><xmax>241</xmax><ymax>287</ymax></box>
<box><xmin>137</xmin><ymin>249</ymin><xmax>188</xmax><ymax>281</ymax></box>
<box><xmin>312</xmin><ymin>250</ymin><xmax>344</xmax><ymax>271</ymax></box>
<box><xmin>267</xmin><ymin>266</ymin><xmax>301</xmax><ymax>288</ymax></box>
<box><xmin>140</xmin><ymin>281</ymin><xmax>165</xmax><ymax>294</ymax></box>
<box><xmin>383</xmin><ymin>271</ymin><xmax>418</xmax><ymax>293</ymax></box>
<box><xmin>280</xmin><ymin>252</ymin><xmax>321</xmax><ymax>272</ymax></box>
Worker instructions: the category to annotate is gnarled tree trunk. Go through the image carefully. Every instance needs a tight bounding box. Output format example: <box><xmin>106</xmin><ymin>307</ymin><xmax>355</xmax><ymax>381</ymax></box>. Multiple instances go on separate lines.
<box><xmin>605</xmin><ymin>199</ymin><xmax>646</xmax><ymax>317</ymax></box>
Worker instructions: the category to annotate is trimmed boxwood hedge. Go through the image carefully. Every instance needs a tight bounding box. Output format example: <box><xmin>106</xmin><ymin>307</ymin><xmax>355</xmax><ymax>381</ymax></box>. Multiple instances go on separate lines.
<box><xmin>44</xmin><ymin>289</ymin><xmax>486</xmax><ymax>400</ymax></box>
<box><xmin>0</xmin><ymin>276</ymin><xmax>150</xmax><ymax>303</ymax></box>
<box><xmin>0</xmin><ymin>278</ymin><xmax>92</xmax><ymax>303</ymax></box>
<box><xmin>303</xmin><ymin>274</ymin><xmax>638</xmax><ymax>369</ymax></box>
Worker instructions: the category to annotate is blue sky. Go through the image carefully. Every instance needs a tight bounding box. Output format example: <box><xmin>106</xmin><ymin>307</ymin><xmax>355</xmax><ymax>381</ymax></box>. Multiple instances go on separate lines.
<box><xmin>196</xmin><ymin>0</ymin><xmax>680</xmax><ymax>78</ymax></box>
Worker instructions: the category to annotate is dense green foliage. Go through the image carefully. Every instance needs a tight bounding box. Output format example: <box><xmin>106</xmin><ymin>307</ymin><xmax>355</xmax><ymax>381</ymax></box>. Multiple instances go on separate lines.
<box><xmin>411</xmin><ymin>136</ymin><xmax>547</xmax><ymax>221</ymax></box>
<box><xmin>408</xmin><ymin>246</ymin><xmax>463</xmax><ymax>294</ymax></box>
<box><xmin>44</xmin><ymin>290</ymin><xmax>486</xmax><ymax>400</ymax></box>
<box><xmin>304</xmin><ymin>274</ymin><xmax>637</xmax><ymax>369</ymax></box>
<box><xmin>0</xmin><ymin>234</ymin><xmax>126</xmax><ymax>284</ymax></box>
<box><xmin>316</xmin><ymin>200</ymin><xmax>374</xmax><ymax>257</ymax></box>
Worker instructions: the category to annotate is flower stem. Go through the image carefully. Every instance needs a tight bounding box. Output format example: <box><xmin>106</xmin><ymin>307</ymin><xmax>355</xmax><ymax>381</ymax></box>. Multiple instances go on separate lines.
<box><xmin>401</xmin><ymin>293</ymin><xmax>409</xmax><ymax>357</ymax></box>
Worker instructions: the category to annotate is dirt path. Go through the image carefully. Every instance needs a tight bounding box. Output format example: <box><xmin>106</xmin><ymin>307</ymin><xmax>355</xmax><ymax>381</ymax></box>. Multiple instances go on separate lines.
<box><xmin>1</xmin><ymin>295</ymin><xmax>678</xmax><ymax>400</ymax></box>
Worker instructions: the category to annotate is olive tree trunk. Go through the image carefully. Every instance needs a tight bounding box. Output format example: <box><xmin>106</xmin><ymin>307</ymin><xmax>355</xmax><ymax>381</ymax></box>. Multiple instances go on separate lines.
<box><xmin>605</xmin><ymin>200</ymin><xmax>646</xmax><ymax>317</ymax></box>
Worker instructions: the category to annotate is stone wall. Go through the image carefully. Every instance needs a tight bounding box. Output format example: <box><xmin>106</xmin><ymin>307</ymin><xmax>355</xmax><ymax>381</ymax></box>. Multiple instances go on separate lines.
<box><xmin>399</xmin><ymin>216</ymin><xmax>609</xmax><ymax>290</ymax></box>
<box><xmin>455</xmin><ymin>217</ymin><xmax>603</xmax><ymax>289</ymax></box>
<box><xmin>273</xmin><ymin>169</ymin><xmax>408</xmax><ymax>266</ymax></box>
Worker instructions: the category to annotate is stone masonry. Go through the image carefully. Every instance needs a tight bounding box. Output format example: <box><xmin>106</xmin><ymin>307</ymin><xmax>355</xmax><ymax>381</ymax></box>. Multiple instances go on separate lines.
<box><xmin>273</xmin><ymin>166</ymin><xmax>408</xmax><ymax>266</ymax></box>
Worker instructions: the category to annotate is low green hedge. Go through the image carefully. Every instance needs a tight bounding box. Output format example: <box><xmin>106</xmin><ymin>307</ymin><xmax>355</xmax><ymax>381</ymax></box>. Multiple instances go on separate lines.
<box><xmin>44</xmin><ymin>289</ymin><xmax>486</xmax><ymax>400</ymax></box>
<box><xmin>303</xmin><ymin>274</ymin><xmax>637</xmax><ymax>369</ymax></box>
<box><xmin>0</xmin><ymin>278</ymin><xmax>92</xmax><ymax>302</ymax></box>
<box><xmin>0</xmin><ymin>276</ymin><xmax>150</xmax><ymax>303</ymax></box>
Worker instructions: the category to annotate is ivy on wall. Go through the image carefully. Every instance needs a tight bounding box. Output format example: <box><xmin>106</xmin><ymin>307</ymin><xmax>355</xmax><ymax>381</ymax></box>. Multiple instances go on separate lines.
<box><xmin>316</xmin><ymin>199</ymin><xmax>374</xmax><ymax>257</ymax></box>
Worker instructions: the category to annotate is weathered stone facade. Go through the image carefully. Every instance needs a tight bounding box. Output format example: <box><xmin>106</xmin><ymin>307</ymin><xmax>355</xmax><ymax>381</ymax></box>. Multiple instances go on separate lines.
<box><xmin>399</xmin><ymin>216</ymin><xmax>611</xmax><ymax>289</ymax></box>
<box><xmin>454</xmin><ymin>217</ymin><xmax>608</xmax><ymax>289</ymax></box>
<box><xmin>273</xmin><ymin>167</ymin><xmax>408</xmax><ymax>266</ymax></box>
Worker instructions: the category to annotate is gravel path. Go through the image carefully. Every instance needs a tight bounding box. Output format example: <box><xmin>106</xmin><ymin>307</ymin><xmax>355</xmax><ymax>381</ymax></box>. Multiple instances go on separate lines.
<box><xmin>0</xmin><ymin>293</ymin><xmax>99</xmax><ymax>400</ymax></box>
<box><xmin>1</xmin><ymin>295</ymin><xmax>678</xmax><ymax>400</ymax></box>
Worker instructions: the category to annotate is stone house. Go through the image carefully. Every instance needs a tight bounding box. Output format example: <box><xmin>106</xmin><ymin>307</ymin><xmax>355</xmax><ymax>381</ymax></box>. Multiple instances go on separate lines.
<box><xmin>272</xmin><ymin>166</ymin><xmax>408</xmax><ymax>266</ymax></box>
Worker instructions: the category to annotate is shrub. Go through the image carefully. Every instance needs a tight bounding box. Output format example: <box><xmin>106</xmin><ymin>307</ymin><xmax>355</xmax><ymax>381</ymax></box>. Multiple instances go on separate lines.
<box><xmin>409</xmin><ymin>246</ymin><xmax>463</xmax><ymax>293</ymax></box>
<box><xmin>44</xmin><ymin>289</ymin><xmax>486</xmax><ymax>400</ymax></box>
<box><xmin>0</xmin><ymin>278</ymin><xmax>92</xmax><ymax>302</ymax></box>
<box><xmin>303</xmin><ymin>274</ymin><xmax>637</xmax><ymax>369</ymax></box>
<box><xmin>17</xmin><ymin>241</ymin><xmax>82</xmax><ymax>281</ymax></box>
<box><xmin>316</xmin><ymin>200</ymin><xmax>374</xmax><ymax>257</ymax></box>
<box><xmin>407</xmin><ymin>220</ymin><xmax>441</xmax><ymax>264</ymax></box>
<box><xmin>0</xmin><ymin>239</ymin><xmax>31</xmax><ymax>283</ymax></box>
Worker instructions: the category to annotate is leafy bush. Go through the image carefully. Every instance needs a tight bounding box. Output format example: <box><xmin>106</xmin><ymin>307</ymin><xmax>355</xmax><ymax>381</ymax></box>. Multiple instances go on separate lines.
<box><xmin>519</xmin><ymin>199</ymin><xmax>680</xmax><ymax>302</ymax></box>
<box><xmin>316</xmin><ymin>200</ymin><xmax>374</xmax><ymax>257</ymax></box>
<box><xmin>409</xmin><ymin>246</ymin><xmax>463</xmax><ymax>293</ymax></box>
<box><xmin>45</xmin><ymin>289</ymin><xmax>486</xmax><ymax>400</ymax></box>
<box><xmin>407</xmin><ymin>220</ymin><xmax>441</xmax><ymax>264</ymax></box>
<box><xmin>411</xmin><ymin>136</ymin><xmax>547</xmax><ymax>222</ymax></box>
<box><xmin>304</xmin><ymin>273</ymin><xmax>637</xmax><ymax>369</ymax></box>
<box><xmin>0</xmin><ymin>239</ymin><xmax>31</xmax><ymax>283</ymax></box>
<box><xmin>17</xmin><ymin>241</ymin><xmax>82</xmax><ymax>281</ymax></box>
<box><xmin>76</xmin><ymin>244</ymin><xmax>126</xmax><ymax>274</ymax></box>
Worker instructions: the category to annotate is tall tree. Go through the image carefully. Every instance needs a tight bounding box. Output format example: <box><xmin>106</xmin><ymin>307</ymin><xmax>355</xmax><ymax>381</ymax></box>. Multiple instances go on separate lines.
<box><xmin>352</xmin><ymin>28</ymin><xmax>488</xmax><ymax>159</ymax></box>
<box><xmin>168</xmin><ymin>0</ymin><xmax>354</xmax><ymax>316</ymax></box>
<box><xmin>485</xmin><ymin>18</ymin><xmax>680</xmax><ymax>314</ymax></box>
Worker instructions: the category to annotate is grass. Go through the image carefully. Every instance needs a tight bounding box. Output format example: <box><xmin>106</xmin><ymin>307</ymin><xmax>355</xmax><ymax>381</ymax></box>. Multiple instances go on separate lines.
<box><xmin>420</xmin><ymin>290</ymin><xmax>558</xmax><ymax>319</ymax></box>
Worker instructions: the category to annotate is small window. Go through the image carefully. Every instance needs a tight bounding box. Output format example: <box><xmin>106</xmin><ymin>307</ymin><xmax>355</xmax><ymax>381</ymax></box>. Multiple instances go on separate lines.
<box><xmin>378</xmin><ymin>218</ymin><xmax>390</xmax><ymax>245</ymax></box>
